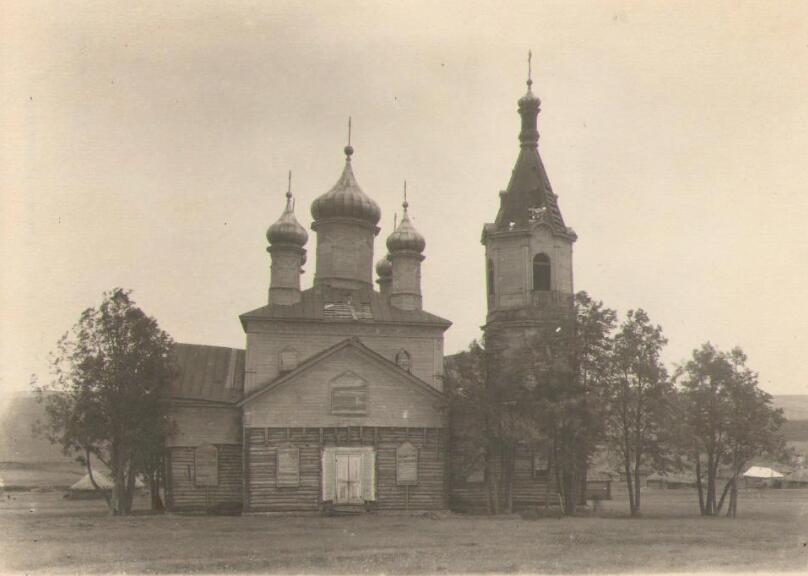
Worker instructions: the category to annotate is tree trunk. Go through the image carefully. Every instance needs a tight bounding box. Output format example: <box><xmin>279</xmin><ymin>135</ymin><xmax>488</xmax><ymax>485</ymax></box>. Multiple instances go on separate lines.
<box><xmin>716</xmin><ymin>477</ymin><xmax>733</xmax><ymax>514</ymax></box>
<box><xmin>110</xmin><ymin>449</ymin><xmax>126</xmax><ymax>516</ymax></box>
<box><xmin>150</xmin><ymin>470</ymin><xmax>164</xmax><ymax>511</ymax></box>
<box><xmin>727</xmin><ymin>476</ymin><xmax>738</xmax><ymax>518</ymax></box>
<box><xmin>633</xmin><ymin>450</ymin><xmax>642</xmax><ymax>516</ymax></box>
<box><xmin>85</xmin><ymin>449</ymin><xmax>112</xmax><ymax>509</ymax></box>
<box><xmin>501</xmin><ymin>441</ymin><xmax>514</xmax><ymax>514</ymax></box>
<box><xmin>485</xmin><ymin>443</ymin><xmax>499</xmax><ymax>515</ymax></box>
<box><xmin>624</xmin><ymin>460</ymin><xmax>635</xmax><ymax>516</ymax></box>
<box><xmin>705</xmin><ymin>450</ymin><xmax>715</xmax><ymax>515</ymax></box>
<box><xmin>565</xmin><ymin>466</ymin><xmax>578</xmax><ymax>515</ymax></box>
<box><xmin>694</xmin><ymin>454</ymin><xmax>705</xmax><ymax>515</ymax></box>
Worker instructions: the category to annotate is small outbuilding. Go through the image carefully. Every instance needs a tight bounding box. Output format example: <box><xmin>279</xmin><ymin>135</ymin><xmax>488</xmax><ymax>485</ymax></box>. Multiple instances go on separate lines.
<box><xmin>66</xmin><ymin>471</ymin><xmax>144</xmax><ymax>499</ymax></box>
<box><xmin>742</xmin><ymin>466</ymin><xmax>784</xmax><ymax>488</ymax></box>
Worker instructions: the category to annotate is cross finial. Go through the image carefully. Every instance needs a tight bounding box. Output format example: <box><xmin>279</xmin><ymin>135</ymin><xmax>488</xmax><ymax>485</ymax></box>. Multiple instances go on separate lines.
<box><xmin>344</xmin><ymin>116</ymin><xmax>354</xmax><ymax>159</ymax></box>
<box><xmin>402</xmin><ymin>180</ymin><xmax>409</xmax><ymax>213</ymax></box>
<box><xmin>286</xmin><ymin>170</ymin><xmax>292</xmax><ymax>200</ymax></box>
<box><xmin>527</xmin><ymin>50</ymin><xmax>533</xmax><ymax>88</ymax></box>
<box><xmin>394</xmin><ymin>211</ymin><xmax>398</xmax><ymax>230</ymax></box>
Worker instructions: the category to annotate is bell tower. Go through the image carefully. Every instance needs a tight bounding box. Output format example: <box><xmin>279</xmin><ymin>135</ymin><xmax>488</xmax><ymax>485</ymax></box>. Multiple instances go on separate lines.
<box><xmin>482</xmin><ymin>53</ymin><xmax>577</xmax><ymax>356</ymax></box>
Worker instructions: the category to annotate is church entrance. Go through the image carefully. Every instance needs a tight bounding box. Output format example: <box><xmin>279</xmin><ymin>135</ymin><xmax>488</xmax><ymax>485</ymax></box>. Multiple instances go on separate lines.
<box><xmin>335</xmin><ymin>453</ymin><xmax>363</xmax><ymax>504</ymax></box>
<box><xmin>322</xmin><ymin>446</ymin><xmax>375</xmax><ymax>506</ymax></box>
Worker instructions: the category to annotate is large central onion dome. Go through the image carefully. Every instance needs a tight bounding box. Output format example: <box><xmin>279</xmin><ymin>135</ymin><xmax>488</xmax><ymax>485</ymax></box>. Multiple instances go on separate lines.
<box><xmin>310</xmin><ymin>145</ymin><xmax>381</xmax><ymax>226</ymax></box>
<box><xmin>386</xmin><ymin>191</ymin><xmax>425</xmax><ymax>253</ymax></box>
<box><xmin>267</xmin><ymin>178</ymin><xmax>308</xmax><ymax>247</ymax></box>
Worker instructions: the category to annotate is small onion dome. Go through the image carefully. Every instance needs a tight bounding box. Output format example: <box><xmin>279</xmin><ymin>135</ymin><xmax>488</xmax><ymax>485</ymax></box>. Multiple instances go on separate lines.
<box><xmin>267</xmin><ymin>191</ymin><xmax>308</xmax><ymax>247</ymax></box>
<box><xmin>375</xmin><ymin>254</ymin><xmax>392</xmax><ymax>278</ymax></box>
<box><xmin>386</xmin><ymin>196</ymin><xmax>425</xmax><ymax>254</ymax></box>
<box><xmin>310</xmin><ymin>146</ymin><xmax>381</xmax><ymax>226</ymax></box>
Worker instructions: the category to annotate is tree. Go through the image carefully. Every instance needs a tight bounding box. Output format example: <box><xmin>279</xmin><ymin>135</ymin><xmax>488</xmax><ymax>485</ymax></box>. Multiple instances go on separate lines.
<box><xmin>604</xmin><ymin>309</ymin><xmax>676</xmax><ymax>517</ymax></box>
<box><xmin>447</xmin><ymin>292</ymin><xmax>616</xmax><ymax>515</ymax></box>
<box><xmin>33</xmin><ymin>288</ymin><xmax>175</xmax><ymax>515</ymax></box>
<box><xmin>534</xmin><ymin>292</ymin><xmax>616</xmax><ymax>515</ymax></box>
<box><xmin>676</xmin><ymin>343</ymin><xmax>784</xmax><ymax>517</ymax></box>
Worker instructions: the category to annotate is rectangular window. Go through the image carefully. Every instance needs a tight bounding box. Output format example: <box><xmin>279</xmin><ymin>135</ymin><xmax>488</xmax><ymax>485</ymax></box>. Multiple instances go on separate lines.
<box><xmin>194</xmin><ymin>444</ymin><xmax>219</xmax><ymax>487</ymax></box>
<box><xmin>331</xmin><ymin>386</ymin><xmax>368</xmax><ymax>415</ymax></box>
<box><xmin>276</xmin><ymin>447</ymin><xmax>300</xmax><ymax>487</ymax></box>
<box><xmin>533</xmin><ymin>449</ymin><xmax>549</xmax><ymax>478</ymax></box>
<box><xmin>396</xmin><ymin>442</ymin><xmax>418</xmax><ymax>486</ymax></box>
<box><xmin>464</xmin><ymin>451</ymin><xmax>485</xmax><ymax>484</ymax></box>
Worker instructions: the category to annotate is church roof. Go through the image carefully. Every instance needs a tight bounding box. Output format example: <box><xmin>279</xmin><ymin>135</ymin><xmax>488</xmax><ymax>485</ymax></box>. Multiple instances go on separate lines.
<box><xmin>240</xmin><ymin>286</ymin><xmax>451</xmax><ymax>328</ymax></box>
<box><xmin>238</xmin><ymin>337</ymin><xmax>446</xmax><ymax>407</ymax></box>
<box><xmin>168</xmin><ymin>343</ymin><xmax>244</xmax><ymax>404</ymax></box>
<box><xmin>488</xmin><ymin>72</ymin><xmax>575</xmax><ymax>240</ymax></box>
<box><xmin>494</xmin><ymin>147</ymin><xmax>568</xmax><ymax>234</ymax></box>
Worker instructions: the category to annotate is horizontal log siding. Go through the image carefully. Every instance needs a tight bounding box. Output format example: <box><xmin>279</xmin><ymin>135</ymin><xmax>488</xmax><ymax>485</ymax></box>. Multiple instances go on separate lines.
<box><xmin>449</xmin><ymin>439</ymin><xmax>559</xmax><ymax>513</ymax></box>
<box><xmin>246</xmin><ymin>426</ymin><xmax>447</xmax><ymax>512</ymax></box>
<box><xmin>166</xmin><ymin>444</ymin><xmax>242</xmax><ymax>510</ymax></box>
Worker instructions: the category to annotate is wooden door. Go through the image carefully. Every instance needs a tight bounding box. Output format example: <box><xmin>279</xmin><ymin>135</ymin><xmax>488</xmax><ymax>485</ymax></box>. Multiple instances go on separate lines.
<box><xmin>335</xmin><ymin>453</ymin><xmax>363</xmax><ymax>504</ymax></box>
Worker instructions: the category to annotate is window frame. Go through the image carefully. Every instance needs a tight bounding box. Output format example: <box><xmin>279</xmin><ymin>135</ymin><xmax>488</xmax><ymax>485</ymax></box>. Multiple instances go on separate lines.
<box><xmin>532</xmin><ymin>253</ymin><xmax>551</xmax><ymax>292</ymax></box>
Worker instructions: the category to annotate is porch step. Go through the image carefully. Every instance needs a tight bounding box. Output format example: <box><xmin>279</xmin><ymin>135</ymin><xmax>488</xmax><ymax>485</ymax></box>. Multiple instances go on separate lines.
<box><xmin>328</xmin><ymin>504</ymin><xmax>366</xmax><ymax>516</ymax></box>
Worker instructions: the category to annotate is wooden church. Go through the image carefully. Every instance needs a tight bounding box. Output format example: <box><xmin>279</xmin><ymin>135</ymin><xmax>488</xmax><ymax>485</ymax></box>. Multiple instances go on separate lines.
<box><xmin>163</xmin><ymin>67</ymin><xmax>577</xmax><ymax>514</ymax></box>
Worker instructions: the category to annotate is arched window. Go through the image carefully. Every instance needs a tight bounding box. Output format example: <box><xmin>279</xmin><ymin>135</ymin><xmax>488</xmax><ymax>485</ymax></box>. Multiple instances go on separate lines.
<box><xmin>532</xmin><ymin>253</ymin><xmax>551</xmax><ymax>291</ymax></box>
<box><xmin>395</xmin><ymin>349</ymin><xmax>412</xmax><ymax>373</ymax></box>
<box><xmin>486</xmin><ymin>259</ymin><xmax>495</xmax><ymax>296</ymax></box>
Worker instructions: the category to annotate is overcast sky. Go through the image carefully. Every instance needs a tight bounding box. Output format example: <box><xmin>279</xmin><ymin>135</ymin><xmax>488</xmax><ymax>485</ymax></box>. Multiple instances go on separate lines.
<box><xmin>2</xmin><ymin>0</ymin><xmax>807</xmax><ymax>397</ymax></box>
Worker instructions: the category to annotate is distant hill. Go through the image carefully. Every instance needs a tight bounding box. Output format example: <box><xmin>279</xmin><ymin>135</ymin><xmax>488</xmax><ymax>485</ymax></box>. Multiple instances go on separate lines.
<box><xmin>0</xmin><ymin>393</ymin><xmax>75</xmax><ymax>464</ymax></box>
<box><xmin>772</xmin><ymin>395</ymin><xmax>808</xmax><ymax>421</ymax></box>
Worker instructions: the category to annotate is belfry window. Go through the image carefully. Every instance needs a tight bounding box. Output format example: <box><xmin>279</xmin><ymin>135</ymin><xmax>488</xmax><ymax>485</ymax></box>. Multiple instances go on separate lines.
<box><xmin>487</xmin><ymin>259</ymin><xmax>495</xmax><ymax>296</ymax></box>
<box><xmin>532</xmin><ymin>253</ymin><xmax>551</xmax><ymax>291</ymax></box>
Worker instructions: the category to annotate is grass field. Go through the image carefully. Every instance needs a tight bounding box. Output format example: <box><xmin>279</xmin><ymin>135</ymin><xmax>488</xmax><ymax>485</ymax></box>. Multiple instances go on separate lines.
<box><xmin>1</xmin><ymin>488</ymin><xmax>806</xmax><ymax>574</ymax></box>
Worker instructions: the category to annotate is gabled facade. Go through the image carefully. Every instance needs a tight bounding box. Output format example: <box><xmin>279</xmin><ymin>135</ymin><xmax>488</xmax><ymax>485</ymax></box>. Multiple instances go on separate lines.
<box><xmin>164</xmin><ymin>140</ymin><xmax>452</xmax><ymax>513</ymax></box>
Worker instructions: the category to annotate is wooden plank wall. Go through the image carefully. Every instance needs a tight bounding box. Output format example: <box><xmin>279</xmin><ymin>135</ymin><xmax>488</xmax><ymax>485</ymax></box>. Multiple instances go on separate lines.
<box><xmin>166</xmin><ymin>444</ymin><xmax>242</xmax><ymax>510</ymax></box>
<box><xmin>449</xmin><ymin>441</ymin><xmax>560</xmax><ymax>513</ymax></box>
<box><xmin>246</xmin><ymin>426</ymin><xmax>447</xmax><ymax>512</ymax></box>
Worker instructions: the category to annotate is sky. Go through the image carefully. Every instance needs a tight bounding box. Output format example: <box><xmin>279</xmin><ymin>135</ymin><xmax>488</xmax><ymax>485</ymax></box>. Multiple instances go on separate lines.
<box><xmin>2</xmin><ymin>0</ymin><xmax>807</xmax><ymax>397</ymax></box>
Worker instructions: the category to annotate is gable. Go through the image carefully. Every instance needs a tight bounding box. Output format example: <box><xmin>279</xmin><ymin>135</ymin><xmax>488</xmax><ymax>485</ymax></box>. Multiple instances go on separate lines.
<box><xmin>242</xmin><ymin>343</ymin><xmax>446</xmax><ymax>429</ymax></box>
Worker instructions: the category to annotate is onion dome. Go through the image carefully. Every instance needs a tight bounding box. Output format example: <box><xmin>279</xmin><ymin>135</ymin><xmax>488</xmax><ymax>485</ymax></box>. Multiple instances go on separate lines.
<box><xmin>267</xmin><ymin>172</ymin><xmax>308</xmax><ymax>247</ymax></box>
<box><xmin>518</xmin><ymin>50</ymin><xmax>541</xmax><ymax>107</ymax></box>
<box><xmin>375</xmin><ymin>254</ymin><xmax>392</xmax><ymax>278</ymax></box>
<box><xmin>386</xmin><ymin>185</ymin><xmax>425</xmax><ymax>253</ymax></box>
<box><xmin>310</xmin><ymin>138</ymin><xmax>381</xmax><ymax>226</ymax></box>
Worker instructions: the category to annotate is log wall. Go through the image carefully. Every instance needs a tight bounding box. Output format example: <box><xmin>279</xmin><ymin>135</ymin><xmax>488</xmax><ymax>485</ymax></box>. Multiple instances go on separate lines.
<box><xmin>166</xmin><ymin>444</ymin><xmax>242</xmax><ymax>510</ymax></box>
<box><xmin>245</xmin><ymin>426</ymin><xmax>447</xmax><ymax>512</ymax></box>
<box><xmin>449</xmin><ymin>440</ymin><xmax>559</xmax><ymax>513</ymax></box>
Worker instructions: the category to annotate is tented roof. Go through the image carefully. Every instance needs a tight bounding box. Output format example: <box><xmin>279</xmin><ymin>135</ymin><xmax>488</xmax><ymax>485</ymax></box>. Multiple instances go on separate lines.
<box><xmin>69</xmin><ymin>471</ymin><xmax>144</xmax><ymax>490</ymax></box>
<box><xmin>742</xmin><ymin>466</ymin><xmax>784</xmax><ymax>479</ymax></box>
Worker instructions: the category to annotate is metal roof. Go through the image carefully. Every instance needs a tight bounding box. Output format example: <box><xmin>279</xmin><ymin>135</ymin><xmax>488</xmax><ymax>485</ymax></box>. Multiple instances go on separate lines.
<box><xmin>169</xmin><ymin>343</ymin><xmax>244</xmax><ymax>404</ymax></box>
<box><xmin>240</xmin><ymin>286</ymin><xmax>451</xmax><ymax>328</ymax></box>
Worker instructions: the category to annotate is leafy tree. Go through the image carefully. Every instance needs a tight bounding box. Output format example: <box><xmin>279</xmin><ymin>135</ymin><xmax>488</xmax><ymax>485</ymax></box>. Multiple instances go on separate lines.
<box><xmin>604</xmin><ymin>309</ymin><xmax>676</xmax><ymax>517</ymax></box>
<box><xmin>33</xmin><ymin>289</ymin><xmax>175</xmax><ymax>515</ymax></box>
<box><xmin>447</xmin><ymin>292</ymin><xmax>616</xmax><ymax>515</ymax></box>
<box><xmin>676</xmin><ymin>343</ymin><xmax>784</xmax><ymax>517</ymax></box>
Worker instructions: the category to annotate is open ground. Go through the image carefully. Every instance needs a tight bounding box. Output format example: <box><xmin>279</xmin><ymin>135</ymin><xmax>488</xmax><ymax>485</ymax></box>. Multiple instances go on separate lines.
<box><xmin>1</xmin><ymin>488</ymin><xmax>807</xmax><ymax>574</ymax></box>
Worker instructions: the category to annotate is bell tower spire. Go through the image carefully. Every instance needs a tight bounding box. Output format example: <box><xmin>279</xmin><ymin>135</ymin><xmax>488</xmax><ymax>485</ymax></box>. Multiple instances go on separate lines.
<box><xmin>481</xmin><ymin>58</ymin><xmax>577</xmax><ymax>352</ymax></box>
